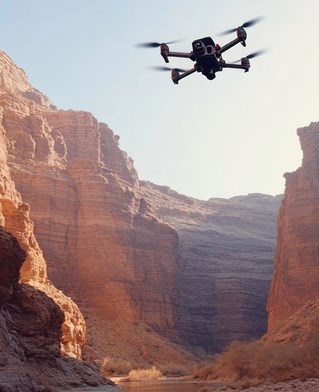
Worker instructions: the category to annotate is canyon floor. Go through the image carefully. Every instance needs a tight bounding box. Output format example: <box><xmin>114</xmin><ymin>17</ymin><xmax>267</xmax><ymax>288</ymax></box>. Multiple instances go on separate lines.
<box><xmin>64</xmin><ymin>378</ymin><xmax>319</xmax><ymax>391</ymax></box>
<box><xmin>214</xmin><ymin>378</ymin><xmax>319</xmax><ymax>391</ymax></box>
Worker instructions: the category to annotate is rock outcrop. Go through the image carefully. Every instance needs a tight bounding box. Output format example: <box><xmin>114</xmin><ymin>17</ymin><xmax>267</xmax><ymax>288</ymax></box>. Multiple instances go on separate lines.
<box><xmin>0</xmin><ymin>227</ymin><xmax>112</xmax><ymax>391</ymax></box>
<box><xmin>141</xmin><ymin>182</ymin><xmax>282</xmax><ymax>352</ymax></box>
<box><xmin>0</xmin><ymin>50</ymin><xmax>196</xmax><ymax>368</ymax></box>
<box><xmin>268</xmin><ymin>122</ymin><xmax>319</xmax><ymax>331</ymax></box>
<box><xmin>0</xmin><ymin>50</ymin><xmax>114</xmax><ymax>390</ymax></box>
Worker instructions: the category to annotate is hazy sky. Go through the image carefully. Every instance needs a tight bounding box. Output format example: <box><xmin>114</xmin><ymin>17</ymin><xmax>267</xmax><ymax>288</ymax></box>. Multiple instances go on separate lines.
<box><xmin>0</xmin><ymin>0</ymin><xmax>318</xmax><ymax>200</ymax></box>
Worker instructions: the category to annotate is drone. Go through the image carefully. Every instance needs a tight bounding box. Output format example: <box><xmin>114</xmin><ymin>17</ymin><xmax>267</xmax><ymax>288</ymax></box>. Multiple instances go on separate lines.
<box><xmin>137</xmin><ymin>17</ymin><xmax>265</xmax><ymax>84</ymax></box>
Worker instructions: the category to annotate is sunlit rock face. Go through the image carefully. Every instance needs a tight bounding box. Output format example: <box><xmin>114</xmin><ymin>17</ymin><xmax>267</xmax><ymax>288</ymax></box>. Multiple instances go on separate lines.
<box><xmin>268</xmin><ymin>122</ymin><xmax>319</xmax><ymax>332</ymax></box>
<box><xmin>0</xmin><ymin>227</ymin><xmax>109</xmax><ymax>391</ymax></box>
<box><xmin>0</xmin><ymin>46</ymin><xmax>282</xmax><ymax>366</ymax></box>
<box><xmin>141</xmin><ymin>182</ymin><xmax>282</xmax><ymax>352</ymax></box>
<box><xmin>0</xmin><ymin>50</ymin><xmax>192</xmax><ymax>366</ymax></box>
<box><xmin>0</xmin><ymin>51</ymin><xmax>94</xmax><ymax>363</ymax></box>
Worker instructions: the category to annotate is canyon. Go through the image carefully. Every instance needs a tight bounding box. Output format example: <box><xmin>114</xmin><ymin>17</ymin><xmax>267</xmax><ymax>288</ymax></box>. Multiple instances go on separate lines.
<box><xmin>1</xmin><ymin>47</ymin><xmax>319</xmax><ymax>390</ymax></box>
<box><xmin>140</xmin><ymin>183</ymin><xmax>281</xmax><ymax>352</ymax></box>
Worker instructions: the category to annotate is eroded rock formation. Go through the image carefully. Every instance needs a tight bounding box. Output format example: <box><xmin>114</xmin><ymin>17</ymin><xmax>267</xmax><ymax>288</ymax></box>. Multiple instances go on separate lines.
<box><xmin>0</xmin><ymin>227</ymin><xmax>111</xmax><ymax>391</ymax></box>
<box><xmin>141</xmin><ymin>183</ymin><xmax>282</xmax><ymax>352</ymax></box>
<box><xmin>0</xmin><ymin>46</ymin><xmax>282</xmax><ymax>377</ymax></box>
<box><xmin>268</xmin><ymin>122</ymin><xmax>319</xmax><ymax>331</ymax></box>
<box><xmin>0</xmin><ymin>50</ymin><xmax>196</xmax><ymax>369</ymax></box>
<box><xmin>0</xmin><ymin>51</ymin><xmax>115</xmax><ymax>390</ymax></box>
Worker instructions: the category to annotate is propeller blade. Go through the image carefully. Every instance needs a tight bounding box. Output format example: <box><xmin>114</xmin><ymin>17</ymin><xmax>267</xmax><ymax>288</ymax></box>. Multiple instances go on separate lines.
<box><xmin>135</xmin><ymin>39</ymin><xmax>182</xmax><ymax>48</ymax></box>
<box><xmin>148</xmin><ymin>66</ymin><xmax>186</xmax><ymax>72</ymax></box>
<box><xmin>218</xmin><ymin>16</ymin><xmax>264</xmax><ymax>36</ymax></box>
<box><xmin>242</xmin><ymin>16</ymin><xmax>265</xmax><ymax>28</ymax></box>
<box><xmin>136</xmin><ymin>42</ymin><xmax>162</xmax><ymax>48</ymax></box>
<box><xmin>230</xmin><ymin>49</ymin><xmax>267</xmax><ymax>63</ymax></box>
<box><xmin>246</xmin><ymin>49</ymin><xmax>266</xmax><ymax>59</ymax></box>
<box><xmin>218</xmin><ymin>27</ymin><xmax>237</xmax><ymax>36</ymax></box>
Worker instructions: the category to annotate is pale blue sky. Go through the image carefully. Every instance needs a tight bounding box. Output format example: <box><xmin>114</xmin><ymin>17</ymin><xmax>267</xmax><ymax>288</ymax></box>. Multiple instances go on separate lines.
<box><xmin>0</xmin><ymin>1</ymin><xmax>318</xmax><ymax>200</ymax></box>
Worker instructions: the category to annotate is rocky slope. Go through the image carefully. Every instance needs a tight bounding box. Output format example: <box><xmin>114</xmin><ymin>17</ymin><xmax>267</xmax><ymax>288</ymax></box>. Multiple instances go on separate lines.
<box><xmin>0</xmin><ymin>227</ymin><xmax>112</xmax><ymax>391</ymax></box>
<box><xmin>268</xmin><ymin>122</ymin><xmax>319</xmax><ymax>331</ymax></box>
<box><xmin>141</xmin><ymin>182</ymin><xmax>282</xmax><ymax>352</ymax></box>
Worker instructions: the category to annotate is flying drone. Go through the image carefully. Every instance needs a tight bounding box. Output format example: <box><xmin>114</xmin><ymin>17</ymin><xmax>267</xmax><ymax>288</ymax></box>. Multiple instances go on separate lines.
<box><xmin>137</xmin><ymin>17</ymin><xmax>265</xmax><ymax>84</ymax></box>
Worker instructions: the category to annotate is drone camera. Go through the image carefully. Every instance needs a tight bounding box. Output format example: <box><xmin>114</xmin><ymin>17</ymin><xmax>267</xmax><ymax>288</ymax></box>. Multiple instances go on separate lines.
<box><xmin>192</xmin><ymin>40</ymin><xmax>205</xmax><ymax>55</ymax></box>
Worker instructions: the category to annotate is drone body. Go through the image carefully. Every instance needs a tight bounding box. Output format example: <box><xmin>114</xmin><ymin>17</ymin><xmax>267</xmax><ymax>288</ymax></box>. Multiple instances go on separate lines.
<box><xmin>138</xmin><ymin>17</ymin><xmax>264</xmax><ymax>84</ymax></box>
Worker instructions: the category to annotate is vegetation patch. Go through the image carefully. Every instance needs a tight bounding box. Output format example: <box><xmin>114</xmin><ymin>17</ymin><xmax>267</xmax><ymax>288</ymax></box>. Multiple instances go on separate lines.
<box><xmin>122</xmin><ymin>366</ymin><xmax>162</xmax><ymax>381</ymax></box>
<box><xmin>193</xmin><ymin>331</ymin><xmax>319</xmax><ymax>389</ymax></box>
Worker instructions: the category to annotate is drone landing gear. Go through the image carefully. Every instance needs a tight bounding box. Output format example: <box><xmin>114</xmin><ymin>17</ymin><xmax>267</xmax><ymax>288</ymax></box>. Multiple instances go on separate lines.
<box><xmin>171</xmin><ymin>65</ymin><xmax>219</xmax><ymax>84</ymax></box>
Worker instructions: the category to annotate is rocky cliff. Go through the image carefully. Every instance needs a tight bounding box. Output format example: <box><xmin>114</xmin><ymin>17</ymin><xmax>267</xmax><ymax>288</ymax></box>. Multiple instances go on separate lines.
<box><xmin>268</xmin><ymin>122</ymin><xmax>319</xmax><ymax>331</ymax></box>
<box><xmin>0</xmin><ymin>228</ymin><xmax>111</xmax><ymax>390</ymax></box>
<box><xmin>141</xmin><ymin>182</ymin><xmax>282</xmax><ymax>352</ymax></box>
<box><xmin>0</xmin><ymin>50</ymin><xmax>196</xmax><ymax>370</ymax></box>
<box><xmin>0</xmin><ymin>47</ymin><xmax>282</xmax><ymax>378</ymax></box>
<box><xmin>0</xmin><ymin>51</ymin><xmax>114</xmax><ymax>390</ymax></box>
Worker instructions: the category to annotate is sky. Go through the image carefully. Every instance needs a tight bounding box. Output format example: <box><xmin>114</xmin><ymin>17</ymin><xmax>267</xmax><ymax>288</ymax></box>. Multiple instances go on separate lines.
<box><xmin>0</xmin><ymin>1</ymin><xmax>318</xmax><ymax>200</ymax></box>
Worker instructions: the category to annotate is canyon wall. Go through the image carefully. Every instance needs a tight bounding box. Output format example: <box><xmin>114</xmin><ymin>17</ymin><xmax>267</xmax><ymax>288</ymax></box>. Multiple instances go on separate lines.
<box><xmin>0</xmin><ymin>227</ymin><xmax>111</xmax><ymax>390</ymax></box>
<box><xmin>0</xmin><ymin>47</ymin><xmax>282</xmax><ymax>372</ymax></box>
<box><xmin>268</xmin><ymin>122</ymin><xmax>319</xmax><ymax>331</ymax></box>
<box><xmin>0</xmin><ymin>50</ymin><xmax>195</xmax><ymax>368</ymax></box>
<box><xmin>0</xmin><ymin>50</ymin><xmax>87</xmax><ymax>360</ymax></box>
<box><xmin>141</xmin><ymin>182</ymin><xmax>282</xmax><ymax>352</ymax></box>
<box><xmin>0</xmin><ymin>50</ymin><xmax>113</xmax><ymax>389</ymax></box>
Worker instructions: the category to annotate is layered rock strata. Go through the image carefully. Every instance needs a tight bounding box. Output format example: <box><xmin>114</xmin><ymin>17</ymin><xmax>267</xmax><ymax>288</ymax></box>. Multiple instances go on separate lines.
<box><xmin>0</xmin><ymin>227</ymin><xmax>112</xmax><ymax>391</ymax></box>
<box><xmin>0</xmin><ymin>47</ymin><xmax>282</xmax><ymax>368</ymax></box>
<box><xmin>268</xmin><ymin>122</ymin><xmax>319</xmax><ymax>331</ymax></box>
<box><xmin>141</xmin><ymin>182</ymin><xmax>282</xmax><ymax>352</ymax></box>
<box><xmin>0</xmin><ymin>50</ymin><xmax>114</xmax><ymax>390</ymax></box>
<box><xmin>0</xmin><ymin>50</ymin><xmax>195</xmax><ymax>367</ymax></box>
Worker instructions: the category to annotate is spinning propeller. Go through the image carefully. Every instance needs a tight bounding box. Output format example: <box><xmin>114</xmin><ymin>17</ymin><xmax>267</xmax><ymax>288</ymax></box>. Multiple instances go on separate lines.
<box><xmin>148</xmin><ymin>66</ymin><xmax>187</xmax><ymax>72</ymax></box>
<box><xmin>135</xmin><ymin>40</ymin><xmax>182</xmax><ymax>48</ymax></box>
<box><xmin>218</xmin><ymin>16</ymin><xmax>264</xmax><ymax>36</ymax></box>
<box><xmin>231</xmin><ymin>49</ymin><xmax>266</xmax><ymax>63</ymax></box>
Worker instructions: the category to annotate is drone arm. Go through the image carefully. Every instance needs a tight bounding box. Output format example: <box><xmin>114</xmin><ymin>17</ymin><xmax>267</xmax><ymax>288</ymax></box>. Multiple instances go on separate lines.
<box><xmin>172</xmin><ymin>67</ymin><xmax>197</xmax><ymax>84</ymax></box>
<box><xmin>163</xmin><ymin>51</ymin><xmax>193</xmax><ymax>63</ymax></box>
<box><xmin>220</xmin><ymin>62</ymin><xmax>250</xmax><ymax>72</ymax></box>
<box><xmin>217</xmin><ymin>37</ymin><xmax>245</xmax><ymax>56</ymax></box>
<box><xmin>160</xmin><ymin>44</ymin><xmax>193</xmax><ymax>63</ymax></box>
<box><xmin>167</xmin><ymin>51</ymin><xmax>193</xmax><ymax>59</ymax></box>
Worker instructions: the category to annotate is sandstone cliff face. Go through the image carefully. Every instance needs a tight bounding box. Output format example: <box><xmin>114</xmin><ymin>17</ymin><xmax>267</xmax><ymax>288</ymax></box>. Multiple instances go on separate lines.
<box><xmin>268</xmin><ymin>122</ymin><xmax>319</xmax><ymax>331</ymax></box>
<box><xmin>0</xmin><ymin>46</ymin><xmax>281</xmax><ymax>371</ymax></box>
<box><xmin>0</xmin><ymin>227</ymin><xmax>111</xmax><ymax>391</ymax></box>
<box><xmin>141</xmin><ymin>182</ymin><xmax>282</xmax><ymax>352</ymax></box>
<box><xmin>0</xmin><ymin>50</ymin><xmax>87</xmax><ymax>361</ymax></box>
<box><xmin>0</xmin><ymin>50</ymin><xmax>194</xmax><ymax>368</ymax></box>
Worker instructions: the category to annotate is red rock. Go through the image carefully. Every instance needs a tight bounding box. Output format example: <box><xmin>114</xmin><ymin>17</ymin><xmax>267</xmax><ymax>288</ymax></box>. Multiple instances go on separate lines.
<box><xmin>0</xmin><ymin>50</ymin><xmax>196</xmax><ymax>368</ymax></box>
<box><xmin>0</xmin><ymin>51</ymin><xmax>111</xmax><ymax>389</ymax></box>
<box><xmin>268</xmin><ymin>122</ymin><xmax>319</xmax><ymax>331</ymax></box>
<box><xmin>0</xmin><ymin>227</ymin><xmax>111</xmax><ymax>390</ymax></box>
<box><xmin>0</xmin><ymin>45</ymin><xmax>282</xmax><ymax>375</ymax></box>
